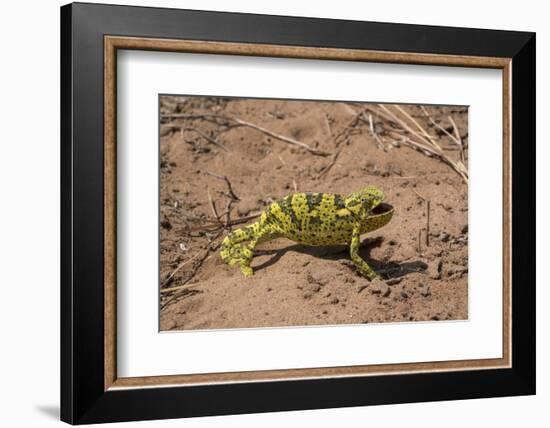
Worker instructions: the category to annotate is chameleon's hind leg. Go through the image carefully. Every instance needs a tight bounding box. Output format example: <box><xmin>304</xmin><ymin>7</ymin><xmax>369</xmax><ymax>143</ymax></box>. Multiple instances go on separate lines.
<box><xmin>349</xmin><ymin>224</ymin><xmax>380</xmax><ymax>280</ymax></box>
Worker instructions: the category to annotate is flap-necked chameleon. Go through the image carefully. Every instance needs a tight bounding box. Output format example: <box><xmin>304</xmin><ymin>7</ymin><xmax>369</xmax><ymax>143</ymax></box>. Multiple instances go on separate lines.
<box><xmin>220</xmin><ymin>186</ymin><xmax>394</xmax><ymax>279</ymax></box>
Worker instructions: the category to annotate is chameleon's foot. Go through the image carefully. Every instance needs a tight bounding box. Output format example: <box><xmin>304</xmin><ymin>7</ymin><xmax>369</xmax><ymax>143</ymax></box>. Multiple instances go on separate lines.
<box><xmin>350</xmin><ymin>256</ymin><xmax>380</xmax><ymax>281</ymax></box>
<box><xmin>362</xmin><ymin>271</ymin><xmax>381</xmax><ymax>281</ymax></box>
<box><xmin>220</xmin><ymin>243</ymin><xmax>250</xmax><ymax>265</ymax></box>
<box><xmin>239</xmin><ymin>262</ymin><xmax>254</xmax><ymax>277</ymax></box>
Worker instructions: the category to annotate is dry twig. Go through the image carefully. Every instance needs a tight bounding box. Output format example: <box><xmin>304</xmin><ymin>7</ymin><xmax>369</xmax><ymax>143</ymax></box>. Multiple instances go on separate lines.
<box><xmin>363</xmin><ymin>112</ymin><xmax>386</xmax><ymax>151</ymax></box>
<box><xmin>160</xmin><ymin>232</ymin><xmax>224</xmax><ymax>310</ymax></box>
<box><xmin>426</xmin><ymin>200</ymin><xmax>431</xmax><ymax>247</ymax></box>
<box><xmin>204</xmin><ymin>171</ymin><xmax>240</xmax><ymax>201</ymax></box>
<box><xmin>165</xmin><ymin>125</ymin><xmax>229</xmax><ymax>152</ymax></box>
<box><xmin>161</xmin><ymin>251</ymin><xmax>202</xmax><ymax>288</ymax></box>
<box><xmin>316</xmin><ymin>146</ymin><xmax>343</xmax><ymax>179</ymax></box>
<box><xmin>207</xmin><ymin>189</ymin><xmax>221</xmax><ymax>224</ymax></box>
<box><xmin>420</xmin><ymin>106</ymin><xmax>459</xmax><ymax>145</ymax></box>
<box><xmin>360</xmin><ymin>104</ymin><xmax>468</xmax><ymax>183</ymax></box>
<box><xmin>161</xmin><ymin>113</ymin><xmax>331</xmax><ymax>156</ymax></box>
<box><xmin>448</xmin><ymin>115</ymin><xmax>465</xmax><ymax>163</ymax></box>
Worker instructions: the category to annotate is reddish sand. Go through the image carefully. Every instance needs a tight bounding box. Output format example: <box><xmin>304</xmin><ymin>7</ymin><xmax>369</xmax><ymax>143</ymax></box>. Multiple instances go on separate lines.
<box><xmin>158</xmin><ymin>96</ymin><xmax>468</xmax><ymax>331</ymax></box>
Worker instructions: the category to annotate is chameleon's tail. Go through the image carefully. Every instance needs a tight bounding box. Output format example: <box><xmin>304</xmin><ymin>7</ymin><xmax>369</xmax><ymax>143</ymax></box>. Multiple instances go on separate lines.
<box><xmin>220</xmin><ymin>223</ymin><xmax>259</xmax><ymax>265</ymax></box>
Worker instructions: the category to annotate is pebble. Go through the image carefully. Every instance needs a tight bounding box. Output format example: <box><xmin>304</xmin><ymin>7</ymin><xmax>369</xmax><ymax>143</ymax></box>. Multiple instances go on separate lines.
<box><xmin>356</xmin><ymin>284</ymin><xmax>368</xmax><ymax>294</ymax></box>
<box><xmin>370</xmin><ymin>279</ymin><xmax>391</xmax><ymax>297</ymax></box>
<box><xmin>307</xmin><ymin>273</ymin><xmax>327</xmax><ymax>286</ymax></box>
<box><xmin>428</xmin><ymin>259</ymin><xmax>442</xmax><ymax>280</ymax></box>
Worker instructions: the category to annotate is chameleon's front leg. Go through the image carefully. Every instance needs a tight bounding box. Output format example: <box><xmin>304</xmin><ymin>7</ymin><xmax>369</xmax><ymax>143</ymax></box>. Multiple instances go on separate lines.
<box><xmin>349</xmin><ymin>224</ymin><xmax>380</xmax><ymax>280</ymax></box>
<box><xmin>238</xmin><ymin>225</ymin><xmax>276</xmax><ymax>277</ymax></box>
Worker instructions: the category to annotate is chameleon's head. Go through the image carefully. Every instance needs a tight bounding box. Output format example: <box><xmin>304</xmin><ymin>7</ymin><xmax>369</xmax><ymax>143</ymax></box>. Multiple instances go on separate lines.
<box><xmin>344</xmin><ymin>186</ymin><xmax>394</xmax><ymax>228</ymax></box>
<box><xmin>344</xmin><ymin>186</ymin><xmax>385</xmax><ymax>214</ymax></box>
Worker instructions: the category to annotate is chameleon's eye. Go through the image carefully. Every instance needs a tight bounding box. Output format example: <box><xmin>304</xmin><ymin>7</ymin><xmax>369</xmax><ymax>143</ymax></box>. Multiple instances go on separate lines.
<box><xmin>362</xmin><ymin>199</ymin><xmax>374</xmax><ymax>212</ymax></box>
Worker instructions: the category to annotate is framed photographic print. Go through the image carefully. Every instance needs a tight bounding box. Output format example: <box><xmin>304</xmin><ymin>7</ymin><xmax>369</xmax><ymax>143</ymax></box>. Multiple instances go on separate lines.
<box><xmin>60</xmin><ymin>2</ymin><xmax>536</xmax><ymax>424</ymax></box>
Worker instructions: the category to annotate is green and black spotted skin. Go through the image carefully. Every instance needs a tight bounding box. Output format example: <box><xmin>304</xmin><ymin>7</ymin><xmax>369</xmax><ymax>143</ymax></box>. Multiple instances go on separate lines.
<box><xmin>220</xmin><ymin>186</ymin><xmax>394</xmax><ymax>279</ymax></box>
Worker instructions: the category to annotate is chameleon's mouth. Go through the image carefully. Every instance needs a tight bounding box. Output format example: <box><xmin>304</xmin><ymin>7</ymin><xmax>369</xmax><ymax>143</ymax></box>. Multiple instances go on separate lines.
<box><xmin>372</xmin><ymin>202</ymin><xmax>394</xmax><ymax>215</ymax></box>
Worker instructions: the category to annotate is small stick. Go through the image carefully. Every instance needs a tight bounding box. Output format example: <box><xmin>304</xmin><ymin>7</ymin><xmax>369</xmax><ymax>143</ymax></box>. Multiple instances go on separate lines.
<box><xmin>187</xmin><ymin>211</ymin><xmax>263</xmax><ymax>233</ymax></box>
<box><xmin>230</xmin><ymin>116</ymin><xmax>330</xmax><ymax>155</ymax></box>
<box><xmin>411</xmin><ymin>187</ymin><xmax>426</xmax><ymax>201</ymax></box>
<box><xmin>276</xmin><ymin>154</ymin><xmax>287</xmax><ymax>166</ymax></box>
<box><xmin>292</xmin><ymin>179</ymin><xmax>298</xmax><ymax>192</ymax></box>
<box><xmin>324</xmin><ymin>113</ymin><xmax>333</xmax><ymax>138</ymax></box>
<box><xmin>161</xmin><ymin>283</ymin><xmax>202</xmax><ymax>294</ymax></box>
<box><xmin>223</xmin><ymin>198</ymin><xmax>233</xmax><ymax>227</ymax></box>
<box><xmin>204</xmin><ymin>171</ymin><xmax>240</xmax><ymax>201</ymax></box>
<box><xmin>160</xmin><ymin>234</ymin><xmax>223</xmax><ymax>309</ymax></box>
<box><xmin>378</xmin><ymin>104</ymin><xmax>440</xmax><ymax>152</ymax></box>
<box><xmin>418</xmin><ymin>229</ymin><xmax>423</xmax><ymax>253</ymax></box>
<box><xmin>316</xmin><ymin>146</ymin><xmax>343</xmax><ymax>179</ymax></box>
<box><xmin>224</xmin><ymin>212</ymin><xmax>262</xmax><ymax>226</ymax></box>
<box><xmin>393</xmin><ymin>105</ymin><xmax>442</xmax><ymax>151</ymax></box>
<box><xmin>426</xmin><ymin>200</ymin><xmax>431</xmax><ymax>247</ymax></box>
<box><xmin>333</xmin><ymin>103</ymin><xmax>365</xmax><ymax>146</ymax></box>
<box><xmin>367</xmin><ymin>105</ymin><xmax>468</xmax><ymax>183</ymax></box>
<box><xmin>207</xmin><ymin>189</ymin><xmax>221</xmax><ymax>223</ymax></box>
<box><xmin>420</xmin><ymin>106</ymin><xmax>460</xmax><ymax>145</ymax></box>
<box><xmin>161</xmin><ymin>113</ymin><xmax>330</xmax><ymax>156</ymax></box>
<box><xmin>386</xmin><ymin>129</ymin><xmax>468</xmax><ymax>183</ymax></box>
<box><xmin>448</xmin><ymin>115</ymin><xmax>465</xmax><ymax>163</ymax></box>
<box><xmin>161</xmin><ymin>124</ymin><xmax>229</xmax><ymax>152</ymax></box>
<box><xmin>364</xmin><ymin>113</ymin><xmax>386</xmax><ymax>151</ymax></box>
<box><xmin>161</xmin><ymin>251</ymin><xmax>202</xmax><ymax>288</ymax></box>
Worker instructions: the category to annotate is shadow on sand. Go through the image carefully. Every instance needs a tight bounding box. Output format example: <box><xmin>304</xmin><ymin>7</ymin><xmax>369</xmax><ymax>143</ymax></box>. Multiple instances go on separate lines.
<box><xmin>252</xmin><ymin>236</ymin><xmax>427</xmax><ymax>279</ymax></box>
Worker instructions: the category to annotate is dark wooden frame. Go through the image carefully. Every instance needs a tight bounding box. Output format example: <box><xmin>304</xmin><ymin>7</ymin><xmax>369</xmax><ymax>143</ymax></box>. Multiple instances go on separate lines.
<box><xmin>61</xmin><ymin>2</ymin><xmax>536</xmax><ymax>424</ymax></box>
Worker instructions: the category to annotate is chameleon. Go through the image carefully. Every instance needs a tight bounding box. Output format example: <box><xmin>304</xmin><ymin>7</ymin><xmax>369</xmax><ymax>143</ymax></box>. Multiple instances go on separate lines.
<box><xmin>220</xmin><ymin>186</ymin><xmax>394</xmax><ymax>279</ymax></box>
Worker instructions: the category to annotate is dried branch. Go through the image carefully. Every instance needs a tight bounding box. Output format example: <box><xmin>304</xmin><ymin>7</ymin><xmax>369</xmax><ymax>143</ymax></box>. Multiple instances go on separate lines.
<box><xmin>324</xmin><ymin>113</ymin><xmax>333</xmax><ymax>139</ymax></box>
<box><xmin>160</xmin><ymin>282</ymin><xmax>202</xmax><ymax>294</ymax></box>
<box><xmin>207</xmin><ymin>189</ymin><xmax>222</xmax><ymax>224</ymax></box>
<box><xmin>362</xmin><ymin>105</ymin><xmax>468</xmax><ymax>183</ymax></box>
<box><xmin>163</xmin><ymin>125</ymin><xmax>229</xmax><ymax>152</ymax></box>
<box><xmin>186</xmin><ymin>211</ymin><xmax>263</xmax><ymax>234</ymax></box>
<box><xmin>160</xmin><ymin>232</ymin><xmax>224</xmax><ymax>310</ymax></box>
<box><xmin>448</xmin><ymin>115</ymin><xmax>465</xmax><ymax>163</ymax></box>
<box><xmin>161</xmin><ymin>251</ymin><xmax>202</xmax><ymax>288</ymax></box>
<box><xmin>363</xmin><ymin>112</ymin><xmax>386</xmax><ymax>151</ymax></box>
<box><xmin>316</xmin><ymin>146</ymin><xmax>343</xmax><ymax>179</ymax></box>
<box><xmin>161</xmin><ymin>113</ymin><xmax>331</xmax><ymax>156</ymax></box>
<box><xmin>393</xmin><ymin>105</ymin><xmax>442</xmax><ymax>151</ymax></box>
<box><xmin>204</xmin><ymin>171</ymin><xmax>240</xmax><ymax>201</ymax></box>
<box><xmin>420</xmin><ymin>106</ymin><xmax>460</xmax><ymax>145</ymax></box>
<box><xmin>426</xmin><ymin>200</ymin><xmax>431</xmax><ymax>247</ymax></box>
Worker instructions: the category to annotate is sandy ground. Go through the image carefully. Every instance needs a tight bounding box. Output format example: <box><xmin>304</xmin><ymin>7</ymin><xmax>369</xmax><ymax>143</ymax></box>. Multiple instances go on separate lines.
<box><xmin>158</xmin><ymin>96</ymin><xmax>468</xmax><ymax>331</ymax></box>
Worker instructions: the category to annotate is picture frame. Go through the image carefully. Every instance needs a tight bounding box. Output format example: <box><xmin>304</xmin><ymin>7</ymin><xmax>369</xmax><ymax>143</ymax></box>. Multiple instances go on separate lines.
<box><xmin>60</xmin><ymin>2</ymin><xmax>535</xmax><ymax>424</ymax></box>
